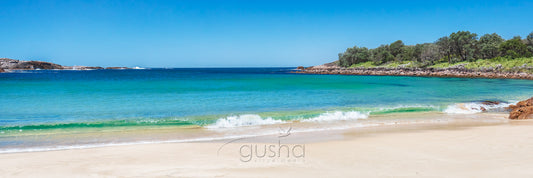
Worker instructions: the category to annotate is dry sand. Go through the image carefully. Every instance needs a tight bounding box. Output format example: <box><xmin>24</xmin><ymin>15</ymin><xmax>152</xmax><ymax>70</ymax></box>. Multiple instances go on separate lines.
<box><xmin>1</xmin><ymin>119</ymin><xmax>533</xmax><ymax>177</ymax></box>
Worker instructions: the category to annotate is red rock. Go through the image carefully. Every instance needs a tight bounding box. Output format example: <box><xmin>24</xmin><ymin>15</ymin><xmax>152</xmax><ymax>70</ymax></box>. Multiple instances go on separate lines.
<box><xmin>508</xmin><ymin>97</ymin><xmax>533</xmax><ymax>119</ymax></box>
<box><xmin>507</xmin><ymin>97</ymin><xmax>533</xmax><ymax>110</ymax></box>
<box><xmin>509</xmin><ymin>106</ymin><xmax>533</xmax><ymax>119</ymax></box>
<box><xmin>298</xmin><ymin>64</ymin><xmax>533</xmax><ymax>80</ymax></box>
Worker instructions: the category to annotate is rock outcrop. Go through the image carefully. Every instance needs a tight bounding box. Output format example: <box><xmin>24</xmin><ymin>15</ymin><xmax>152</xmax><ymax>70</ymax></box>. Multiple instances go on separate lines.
<box><xmin>0</xmin><ymin>58</ymin><xmax>130</xmax><ymax>72</ymax></box>
<box><xmin>105</xmin><ymin>67</ymin><xmax>130</xmax><ymax>69</ymax></box>
<box><xmin>62</xmin><ymin>66</ymin><xmax>104</xmax><ymax>70</ymax></box>
<box><xmin>305</xmin><ymin>62</ymin><xmax>338</xmax><ymax>70</ymax></box>
<box><xmin>508</xmin><ymin>97</ymin><xmax>533</xmax><ymax>119</ymax></box>
<box><xmin>13</xmin><ymin>61</ymin><xmax>63</xmax><ymax>70</ymax></box>
<box><xmin>296</xmin><ymin>64</ymin><xmax>533</xmax><ymax>80</ymax></box>
<box><xmin>0</xmin><ymin>58</ymin><xmax>23</xmax><ymax>69</ymax></box>
<box><xmin>1</xmin><ymin>58</ymin><xmax>63</xmax><ymax>71</ymax></box>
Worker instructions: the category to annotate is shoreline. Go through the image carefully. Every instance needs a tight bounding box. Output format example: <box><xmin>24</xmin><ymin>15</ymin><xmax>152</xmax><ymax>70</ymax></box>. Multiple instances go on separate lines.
<box><xmin>0</xmin><ymin>112</ymin><xmax>510</xmax><ymax>152</ymax></box>
<box><xmin>0</xmin><ymin>112</ymin><xmax>509</xmax><ymax>154</ymax></box>
<box><xmin>295</xmin><ymin>66</ymin><xmax>533</xmax><ymax>80</ymax></box>
<box><xmin>1</xmin><ymin>116</ymin><xmax>531</xmax><ymax>177</ymax></box>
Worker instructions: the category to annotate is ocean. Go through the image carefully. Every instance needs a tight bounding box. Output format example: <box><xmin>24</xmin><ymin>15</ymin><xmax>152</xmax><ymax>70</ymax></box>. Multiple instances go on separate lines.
<box><xmin>1</xmin><ymin>68</ymin><xmax>532</xmax><ymax>152</ymax></box>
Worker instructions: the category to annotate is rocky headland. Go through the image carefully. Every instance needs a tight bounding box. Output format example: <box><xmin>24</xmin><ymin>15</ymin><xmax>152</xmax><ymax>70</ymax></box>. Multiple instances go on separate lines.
<box><xmin>296</xmin><ymin>62</ymin><xmax>533</xmax><ymax>80</ymax></box>
<box><xmin>0</xmin><ymin>58</ymin><xmax>131</xmax><ymax>72</ymax></box>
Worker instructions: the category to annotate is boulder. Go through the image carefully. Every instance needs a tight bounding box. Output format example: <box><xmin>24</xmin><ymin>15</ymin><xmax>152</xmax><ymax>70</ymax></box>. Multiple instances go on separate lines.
<box><xmin>507</xmin><ymin>97</ymin><xmax>533</xmax><ymax>110</ymax></box>
<box><xmin>509</xmin><ymin>106</ymin><xmax>533</xmax><ymax>119</ymax></box>
<box><xmin>508</xmin><ymin>97</ymin><xmax>533</xmax><ymax>119</ymax></box>
<box><xmin>0</xmin><ymin>68</ymin><xmax>4</xmax><ymax>73</ymax></box>
<box><xmin>296</xmin><ymin>66</ymin><xmax>305</xmax><ymax>70</ymax></box>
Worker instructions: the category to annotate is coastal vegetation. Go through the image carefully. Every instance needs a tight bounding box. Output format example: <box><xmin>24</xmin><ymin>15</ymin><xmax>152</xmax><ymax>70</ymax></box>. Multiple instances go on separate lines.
<box><xmin>337</xmin><ymin>31</ymin><xmax>533</xmax><ymax>72</ymax></box>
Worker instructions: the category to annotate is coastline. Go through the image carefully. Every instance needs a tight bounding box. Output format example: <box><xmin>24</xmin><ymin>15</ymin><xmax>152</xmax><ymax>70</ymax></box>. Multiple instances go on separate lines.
<box><xmin>0</xmin><ymin>58</ymin><xmax>132</xmax><ymax>72</ymax></box>
<box><xmin>1</xmin><ymin>115</ymin><xmax>532</xmax><ymax>177</ymax></box>
<box><xmin>3</xmin><ymin>67</ymin><xmax>533</xmax><ymax>176</ymax></box>
<box><xmin>296</xmin><ymin>66</ymin><xmax>533</xmax><ymax>80</ymax></box>
<box><xmin>0</xmin><ymin>111</ymin><xmax>510</xmax><ymax>154</ymax></box>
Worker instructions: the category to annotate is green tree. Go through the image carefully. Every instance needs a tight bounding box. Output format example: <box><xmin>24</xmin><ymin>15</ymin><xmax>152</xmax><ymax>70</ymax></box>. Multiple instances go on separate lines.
<box><xmin>420</xmin><ymin>43</ymin><xmax>441</xmax><ymax>64</ymax></box>
<box><xmin>390</xmin><ymin>40</ymin><xmax>405</xmax><ymax>60</ymax></box>
<box><xmin>499</xmin><ymin>37</ymin><xmax>532</xmax><ymax>59</ymax></box>
<box><xmin>371</xmin><ymin>45</ymin><xmax>394</xmax><ymax>65</ymax></box>
<box><xmin>338</xmin><ymin>45</ymin><xmax>370</xmax><ymax>67</ymax></box>
<box><xmin>478</xmin><ymin>33</ymin><xmax>504</xmax><ymax>59</ymax></box>
<box><xmin>412</xmin><ymin>44</ymin><xmax>425</xmax><ymax>62</ymax></box>
<box><xmin>449</xmin><ymin>31</ymin><xmax>478</xmax><ymax>61</ymax></box>
<box><xmin>336</xmin><ymin>30</ymin><xmax>533</xmax><ymax>68</ymax></box>
<box><xmin>436</xmin><ymin>36</ymin><xmax>453</xmax><ymax>63</ymax></box>
<box><xmin>525</xmin><ymin>32</ymin><xmax>533</xmax><ymax>54</ymax></box>
<box><xmin>352</xmin><ymin>47</ymin><xmax>370</xmax><ymax>64</ymax></box>
<box><xmin>398</xmin><ymin>45</ymin><xmax>416</xmax><ymax>61</ymax></box>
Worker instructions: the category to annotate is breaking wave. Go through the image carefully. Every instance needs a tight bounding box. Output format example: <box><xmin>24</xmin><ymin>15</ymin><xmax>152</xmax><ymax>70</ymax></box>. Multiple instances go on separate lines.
<box><xmin>205</xmin><ymin>114</ymin><xmax>285</xmax><ymax>129</ymax></box>
<box><xmin>302</xmin><ymin>111</ymin><xmax>369</xmax><ymax>122</ymax></box>
<box><xmin>0</xmin><ymin>103</ymin><xmax>512</xmax><ymax>132</ymax></box>
<box><xmin>205</xmin><ymin>111</ymin><xmax>369</xmax><ymax>129</ymax></box>
<box><xmin>444</xmin><ymin>101</ymin><xmax>512</xmax><ymax>114</ymax></box>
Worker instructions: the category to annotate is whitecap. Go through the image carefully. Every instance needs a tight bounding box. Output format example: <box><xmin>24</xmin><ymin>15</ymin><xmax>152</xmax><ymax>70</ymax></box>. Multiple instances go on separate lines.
<box><xmin>205</xmin><ymin>114</ymin><xmax>285</xmax><ymax>129</ymax></box>
<box><xmin>303</xmin><ymin>111</ymin><xmax>369</xmax><ymax>122</ymax></box>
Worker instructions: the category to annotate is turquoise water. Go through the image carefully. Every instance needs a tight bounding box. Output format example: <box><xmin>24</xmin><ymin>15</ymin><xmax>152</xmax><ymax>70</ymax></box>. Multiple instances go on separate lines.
<box><xmin>1</xmin><ymin>68</ymin><xmax>533</xmax><ymax>127</ymax></box>
<box><xmin>1</xmin><ymin>68</ymin><xmax>533</xmax><ymax>151</ymax></box>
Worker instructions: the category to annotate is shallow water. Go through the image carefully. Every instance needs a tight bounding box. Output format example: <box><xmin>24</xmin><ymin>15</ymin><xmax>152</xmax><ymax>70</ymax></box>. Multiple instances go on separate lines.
<box><xmin>0</xmin><ymin>68</ymin><xmax>531</xmax><ymax>152</ymax></box>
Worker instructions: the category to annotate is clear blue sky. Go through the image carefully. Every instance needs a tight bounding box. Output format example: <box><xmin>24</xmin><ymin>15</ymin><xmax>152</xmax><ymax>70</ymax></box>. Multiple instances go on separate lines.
<box><xmin>1</xmin><ymin>0</ymin><xmax>532</xmax><ymax>67</ymax></box>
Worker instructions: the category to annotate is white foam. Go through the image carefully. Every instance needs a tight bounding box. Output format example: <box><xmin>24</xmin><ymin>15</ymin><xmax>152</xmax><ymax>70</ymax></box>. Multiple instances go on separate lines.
<box><xmin>205</xmin><ymin>114</ymin><xmax>285</xmax><ymax>129</ymax></box>
<box><xmin>0</xmin><ymin>133</ymin><xmax>275</xmax><ymax>154</ymax></box>
<box><xmin>206</xmin><ymin>111</ymin><xmax>370</xmax><ymax>128</ymax></box>
<box><xmin>303</xmin><ymin>111</ymin><xmax>369</xmax><ymax>122</ymax></box>
<box><xmin>444</xmin><ymin>102</ymin><xmax>512</xmax><ymax>114</ymax></box>
<box><xmin>376</xmin><ymin>104</ymin><xmax>439</xmax><ymax>111</ymax></box>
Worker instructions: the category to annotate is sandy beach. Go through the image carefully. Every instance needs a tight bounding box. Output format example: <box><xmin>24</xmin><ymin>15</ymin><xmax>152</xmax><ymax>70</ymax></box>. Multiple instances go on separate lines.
<box><xmin>1</xmin><ymin>115</ymin><xmax>532</xmax><ymax>177</ymax></box>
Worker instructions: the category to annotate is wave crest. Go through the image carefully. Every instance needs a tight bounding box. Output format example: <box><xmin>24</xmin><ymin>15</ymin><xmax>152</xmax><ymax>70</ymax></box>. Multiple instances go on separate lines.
<box><xmin>205</xmin><ymin>114</ymin><xmax>285</xmax><ymax>129</ymax></box>
<box><xmin>304</xmin><ymin>111</ymin><xmax>369</xmax><ymax>122</ymax></box>
<box><xmin>205</xmin><ymin>111</ymin><xmax>369</xmax><ymax>129</ymax></box>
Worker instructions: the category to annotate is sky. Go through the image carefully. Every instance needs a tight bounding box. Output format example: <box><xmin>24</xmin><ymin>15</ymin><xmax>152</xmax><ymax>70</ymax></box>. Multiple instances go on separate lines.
<box><xmin>1</xmin><ymin>0</ymin><xmax>532</xmax><ymax>67</ymax></box>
